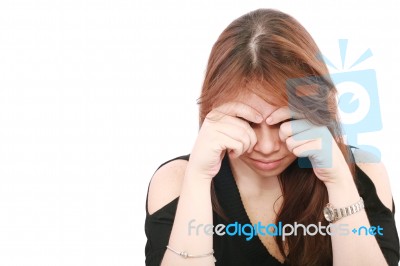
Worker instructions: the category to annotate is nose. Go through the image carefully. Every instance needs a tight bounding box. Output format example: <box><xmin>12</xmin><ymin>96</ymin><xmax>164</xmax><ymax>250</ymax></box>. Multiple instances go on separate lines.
<box><xmin>252</xmin><ymin>123</ymin><xmax>282</xmax><ymax>155</ymax></box>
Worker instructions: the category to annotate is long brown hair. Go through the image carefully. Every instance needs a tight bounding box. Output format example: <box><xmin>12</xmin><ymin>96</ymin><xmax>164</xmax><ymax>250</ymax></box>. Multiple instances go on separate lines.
<box><xmin>197</xmin><ymin>9</ymin><xmax>355</xmax><ymax>266</ymax></box>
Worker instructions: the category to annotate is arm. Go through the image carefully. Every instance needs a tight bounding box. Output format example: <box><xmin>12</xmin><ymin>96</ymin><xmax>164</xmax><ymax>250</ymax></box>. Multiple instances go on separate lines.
<box><xmin>147</xmin><ymin>102</ymin><xmax>263</xmax><ymax>266</ymax></box>
<box><xmin>267</xmin><ymin>107</ymin><xmax>396</xmax><ymax>265</ymax></box>
<box><xmin>147</xmin><ymin>159</ymin><xmax>214</xmax><ymax>266</ymax></box>
<box><xmin>160</xmin><ymin>166</ymin><xmax>214</xmax><ymax>266</ymax></box>
<box><xmin>326</xmin><ymin>158</ymin><xmax>390</xmax><ymax>266</ymax></box>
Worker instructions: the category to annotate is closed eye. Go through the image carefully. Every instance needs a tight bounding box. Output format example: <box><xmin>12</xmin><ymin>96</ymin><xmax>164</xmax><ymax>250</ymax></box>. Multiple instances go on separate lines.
<box><xmin>249</xmin><ymin>122</ymin><xmax>257</xmax><ymax>127</ymax></box>
<box><xmin>249</xmin><ymin>118</ymin><xmax>294</xmax><ymax>128</ymax></box>
<box><xmin>274</xmin><ymin>118</ymin><xmax>295</xmax><ymax>127</ymax></box>
<box><xmin>279</xmin><ymin>118</ymin><xmax>295</xmax><ymax>124</ymax></box>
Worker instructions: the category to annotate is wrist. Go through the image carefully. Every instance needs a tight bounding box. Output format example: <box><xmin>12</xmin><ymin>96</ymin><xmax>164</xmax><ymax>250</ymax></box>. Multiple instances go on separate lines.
<box><xmin>183</xmin><ymin>166</ymin><xmax>214</xmax><ymax>185</ymax></box>
<box><xmin>324</xmin><ymin>170</ymin><xmax>361</xmax><ymax>205</ymax></box>
<box><xmin>325</xmin><ymin>178</ymin><xmax>360</xmax><ymax>208</ymax></box>
<box><xmin>323</xmin><ymin>166</ymin><xmax>354</xmax><ymax>190</ymax></box>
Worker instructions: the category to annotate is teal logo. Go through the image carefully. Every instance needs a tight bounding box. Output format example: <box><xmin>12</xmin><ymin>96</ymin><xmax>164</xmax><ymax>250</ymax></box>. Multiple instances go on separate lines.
<box><xmin>322</xmin><ymin>39</ymin><xmax>381</xmax><ymax>162</ymax></box>
<box><xmin>286</xmin><ymin>39</ymin><xmax>382</xmax><ymax>168</ymax></box>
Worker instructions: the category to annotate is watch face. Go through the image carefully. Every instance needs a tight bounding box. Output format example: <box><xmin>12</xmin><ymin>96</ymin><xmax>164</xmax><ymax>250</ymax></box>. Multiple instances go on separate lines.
<box><xmin>323</xmin><ymin>207</ymin><xmax>334</xmax><ymax>222</ymax></box>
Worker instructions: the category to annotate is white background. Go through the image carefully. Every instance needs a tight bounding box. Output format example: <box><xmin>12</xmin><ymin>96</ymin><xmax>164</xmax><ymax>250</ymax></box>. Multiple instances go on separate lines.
<box><xmin>0</xmin><ymin>0</ymin><xmax>399</xmax><ymax>265</ymax></box>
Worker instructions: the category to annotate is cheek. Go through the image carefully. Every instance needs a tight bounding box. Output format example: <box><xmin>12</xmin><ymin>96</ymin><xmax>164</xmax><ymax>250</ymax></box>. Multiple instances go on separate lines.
<box><xmin>286</xmin><ymin>153</ymin><xmax>297</xmax><ymax>163</ymax></box>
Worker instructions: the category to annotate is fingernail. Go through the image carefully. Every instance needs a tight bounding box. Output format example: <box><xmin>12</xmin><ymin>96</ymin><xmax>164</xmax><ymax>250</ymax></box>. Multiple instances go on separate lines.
<box><xmin>266</xmin><ymin>117</ymin><xmax>273</xmax><ymax>124</ymax></box>
<box><xmin>255</xmin><ymin>115</ymin><xmax>263</xmax><ymax>122</ymax></box>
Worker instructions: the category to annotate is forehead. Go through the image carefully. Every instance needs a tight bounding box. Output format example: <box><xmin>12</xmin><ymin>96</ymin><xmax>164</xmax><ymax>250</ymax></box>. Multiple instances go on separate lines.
<box><xmin>237</xmin><ymin>93</ymin><xmax>279</xmax><ymax>118</ymax></box>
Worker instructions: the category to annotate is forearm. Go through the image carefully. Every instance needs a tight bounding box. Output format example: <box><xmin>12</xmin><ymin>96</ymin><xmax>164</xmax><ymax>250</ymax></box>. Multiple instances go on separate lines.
<box><xmin>326</xmin><ymin>171</ymin><xmax>387</xmax><ymax>266</ymax></box>
<box><xmin>161</xmin><ymin>167</ymin><xmax>214</xmax><ymax>266</ymax></box>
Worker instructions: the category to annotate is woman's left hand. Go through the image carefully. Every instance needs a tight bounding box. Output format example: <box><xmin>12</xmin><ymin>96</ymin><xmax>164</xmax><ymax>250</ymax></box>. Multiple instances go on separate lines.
<box><xmin>266</xmin><ymin>106</ymin><xmax>352</xmax><ymax>185</ymax></box>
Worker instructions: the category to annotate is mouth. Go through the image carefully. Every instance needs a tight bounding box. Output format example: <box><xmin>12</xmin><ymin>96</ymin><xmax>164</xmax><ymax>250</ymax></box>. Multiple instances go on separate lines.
<box><xmin>248</xmin><ymin>157</ymin><xmax>285</xmax><ymax>171</ymax></box>
<box><xmin>250</xmin><ymin>158</ymin><xmax>284</xmax><ymax>163</ymax></box>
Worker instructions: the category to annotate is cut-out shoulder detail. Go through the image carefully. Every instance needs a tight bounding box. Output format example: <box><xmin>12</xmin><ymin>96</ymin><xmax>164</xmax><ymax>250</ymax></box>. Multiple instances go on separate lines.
<box><xmin>353</xmin><ymin>148</ymin><xmax>393</xmax><ymax>211</ymax></box>
<box><xmin>147</xmin><ymin>159</ymin><xmax>188</xmax><ymax>215</ymax></box>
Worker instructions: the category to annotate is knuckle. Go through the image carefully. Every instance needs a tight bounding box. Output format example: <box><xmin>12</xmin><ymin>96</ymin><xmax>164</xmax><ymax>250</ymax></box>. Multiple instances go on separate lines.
<box><xmin>279</xmin><ymin>129</ymin><xmax>286</xmax><ymax>140</ymax></box>
<box><xmin>238</xmin><ymin>128</ymin><xmax>248</xmax><ymax>140</ymax></box>
<box><xmin>235</xmin><ymin>141</ymin><xmax>244</xmax><ymax>153</ymax></box>
<box><xmin>280</xmin><ymin>122</ymin><xmax>290</xmax><ymax>132</ymax></box>
<box><xmin>206</xmin><ymin>110</ymin><xmax>224</xmax><ymax>122</ymax></box>
<box><xmin>285</xmin><ymin>138</ymin><xmax>295</xmax><ymax>151</ymax></box>
<box><xmin>205</xmin><ymin>113</ymin><xmax>217</xmax><ymax>122</ymax></box>
<box><xmin>292</xmin><ymin>146</ymin><xmax>300</xmax><ymax>156</ymax></box>
<box><xmin>250</xmin><ymin>133</ymin><xmax>257</xmax><ymax>145</ymax></box>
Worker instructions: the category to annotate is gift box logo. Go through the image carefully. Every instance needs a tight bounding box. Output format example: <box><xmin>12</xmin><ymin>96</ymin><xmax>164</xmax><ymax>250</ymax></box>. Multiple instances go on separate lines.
<box><xmin>286</xmin><ymin>39</ymin><xmax>381</xmax><ymax>168</ymax></box>
<box><xmin>324</xmin><ymin>39</ymin><xmax>381</xmax><ymax>162</ymax></box>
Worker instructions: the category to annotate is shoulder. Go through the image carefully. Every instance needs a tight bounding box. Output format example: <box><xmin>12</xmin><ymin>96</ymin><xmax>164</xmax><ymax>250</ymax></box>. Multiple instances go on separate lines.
<box><xmin>147</xmin><ymin>158</ymin><xmax>188</xmax><ymax>215</ymax></box>
<box><xmin>353</xmin><ymin>148</ymin><xmax>393</xmax><ymax>212</ymax></box>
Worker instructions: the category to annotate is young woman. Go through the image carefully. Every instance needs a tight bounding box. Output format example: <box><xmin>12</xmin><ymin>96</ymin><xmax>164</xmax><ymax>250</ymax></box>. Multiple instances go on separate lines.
<box><xmin>144</xmin><ymin>9</ymin><xmax>399</xmax><ymax>266</ymax></box>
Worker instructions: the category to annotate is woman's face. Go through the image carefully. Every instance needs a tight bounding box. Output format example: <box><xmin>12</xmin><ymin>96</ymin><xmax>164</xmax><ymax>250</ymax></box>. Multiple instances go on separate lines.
<box><xmin>234</xmin><ymin>93</ymin><xmax>297</xmax><ymax>178</ymax></box>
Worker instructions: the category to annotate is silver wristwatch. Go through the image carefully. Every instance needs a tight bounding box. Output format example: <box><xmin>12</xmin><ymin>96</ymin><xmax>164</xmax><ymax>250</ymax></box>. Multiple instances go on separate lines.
<box><xmin>323</xmin><ymin>197</ymin><xmax>364</xmax><ymax>223</ymax></box>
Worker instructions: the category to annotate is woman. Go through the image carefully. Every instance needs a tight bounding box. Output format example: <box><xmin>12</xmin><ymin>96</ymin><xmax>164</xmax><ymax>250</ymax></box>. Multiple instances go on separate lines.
<box><xmin>144</xmin><ymin>9</ymin><xmax>399</xmax><ymax>266</ymax></box>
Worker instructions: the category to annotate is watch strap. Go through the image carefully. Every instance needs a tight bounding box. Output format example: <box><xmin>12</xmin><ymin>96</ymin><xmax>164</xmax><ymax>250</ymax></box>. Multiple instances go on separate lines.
<box><xmin>327</xmin><ymin>197</ymin><xmax>364</xmax><ymax>222</ymax></box>
<box><xmin>337</xmin><ymin>197</ymin><xmax>364</xmax><ymax>220</ymax></box>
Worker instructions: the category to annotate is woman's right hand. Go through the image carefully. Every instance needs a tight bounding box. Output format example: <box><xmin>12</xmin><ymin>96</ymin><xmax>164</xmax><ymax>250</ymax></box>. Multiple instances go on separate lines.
<box><xmin>187</xmin><ymin>102</ymin><xmax>263</xmax><ymax>179</ymax></box>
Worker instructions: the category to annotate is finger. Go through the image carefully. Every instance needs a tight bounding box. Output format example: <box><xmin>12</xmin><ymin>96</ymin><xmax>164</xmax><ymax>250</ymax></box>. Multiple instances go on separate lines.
<box><xmin>215</xmin><ymin>132</ymin><xmax>246</xmax><ymax>158</ymax></box>
<box><xmin>266</xmin><ymin>106</ymin><xmax>304</xmax><ymax>125</ymax></box>
<box><xmin>291</xmin><ymin>140</ymin><xmax>333</xmax><ymax>169</ymax></box>
<box><xmin>248</xmin><ymin>125</ymin><xmax>257</xmax><ymax>153</ymax></box>
<box><xmin>214</xmin><ymin>102</ymin><xmax>264</xmax><ymax>124</ymax></box>
<box><xmin>286</xmin><ymin>128</ymin><xmax>333</xmax><ymax>168</ymax></box>
<box><xmin>291</xmin><ymin>140</ymin><xmax>321</xmax><ymax>159</ymax></box>
<box><xmin>215</xmin><ymin>115</ymin><xmax>258</xmax><ymax>153</ymax></box>
<box><xmin>279</xmin><ymin>119</ymin><xmax>315</xmax><ymax>142</ymax></box>
<box><xmin>285</xmin><ymin>134</ymin><xmax>320</xmax><ymax>154</ymax></box>
<box><xmin>215</xmin><ymin>122</ymin><xmax>251</xmax><ymax>154</ymax></box>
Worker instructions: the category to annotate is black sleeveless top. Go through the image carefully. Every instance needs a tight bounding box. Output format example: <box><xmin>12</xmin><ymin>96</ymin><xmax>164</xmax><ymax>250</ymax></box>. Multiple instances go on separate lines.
<box><xmin>145</xmin><ymin>153</ymin><xmax>400</xmax><ymax>266</ymax></box>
